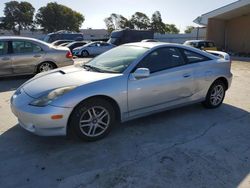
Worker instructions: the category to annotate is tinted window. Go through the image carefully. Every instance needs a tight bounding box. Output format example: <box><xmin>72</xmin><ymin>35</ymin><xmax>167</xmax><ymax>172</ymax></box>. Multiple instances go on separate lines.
<box><xmin>12</xmin><ymin>41</ymin><xmax>42</xmax><ymax>53</ymax></box>
<box><xmin>137</xmin><ymin>48</ymin><xmax>185</xmax><ymax>73</ymax></box>
<box><xmin>198</xmin><ymin>42</ymin><xmax>206</xmax><ymax>48</ymax></box>
<box><xmin>0</xmin><ymin>41</ymin><xmax>8</xmax><ymax>55</ymax></box>
<box><xmin>100</xmin><ymin>43</ymin><xmax>109</xmax><ymax>46</ymax></box>
<box><xmin>207</xmin><ymin>42</ymin><xmax>215</xmax><ymax>47</ymax></box>
<box><xmin>183</xmin><ymin>50</ymin><xmax>210</xmax><ymax>63</ymax></box>
<box><xmin>71</xmin><ymin>42</ymin><xmax>86</xmax><ymax>48</ymax></box>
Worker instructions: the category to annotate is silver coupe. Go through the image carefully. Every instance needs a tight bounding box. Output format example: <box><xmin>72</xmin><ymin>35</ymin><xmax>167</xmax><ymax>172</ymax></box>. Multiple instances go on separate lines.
<box><xmin>11</xmin><ymin>42</ymin><xmax>233</xmax><ymax>141</ymax></box>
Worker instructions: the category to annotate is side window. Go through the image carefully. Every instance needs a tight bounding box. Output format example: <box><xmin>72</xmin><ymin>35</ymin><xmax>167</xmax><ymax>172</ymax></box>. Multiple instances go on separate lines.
<box><xmin>12</xmin><ymin>41</ymin><xmax>42</xmax><ymax>53</ymax></box>
<box><xmin>0</xmin><ymin>41</ymin><xmax>8</xmax><ymax>56</ymax></box>
<box><xmin>137</xmin><ymin>48</ymin><xmax>185</xmax><ymax>73</ymax></box>
<box><xmin>183</xmin><ymin>50</ymin><xmax>210</xmax><ymax>64</ymax></box>
<box><xmin>198</xmin><ymin>42</ymin><xmax>205</xmax><ymax>48</ymax></box>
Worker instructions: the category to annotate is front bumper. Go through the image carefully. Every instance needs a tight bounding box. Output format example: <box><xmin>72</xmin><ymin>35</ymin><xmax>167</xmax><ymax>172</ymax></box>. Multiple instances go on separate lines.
<box><xmin>11</xmin><ymin>89</ymin><xmax>72</xmax><ymax>136</ymax></box>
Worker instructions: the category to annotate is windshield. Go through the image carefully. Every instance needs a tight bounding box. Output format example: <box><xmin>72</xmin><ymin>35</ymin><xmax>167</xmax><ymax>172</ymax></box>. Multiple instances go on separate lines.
<box><xmin>85</xmin><ymin>45</ymin><xmax>149</xmax><ymax>73</ymax></box>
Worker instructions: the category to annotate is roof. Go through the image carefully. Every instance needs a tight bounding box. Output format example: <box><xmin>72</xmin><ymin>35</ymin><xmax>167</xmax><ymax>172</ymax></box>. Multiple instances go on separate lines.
<box><xmin>124</xmin><ymin>42</ymin><xmax>169</xmax><ymax>48</ymax></box>
<box><xmin>123</xmin><ymin>42</ymin><xmax>218</xmax><ymax>60</ymax></box>
<box><xmin>124</xmin><ymin>42</ymin><xmax>194</xmax><ymax>49</ymax></box>
<box><xmin>0</xmin><ymin>36</ymin><xmax>41</xmax><ymax>41</ymax></box>
<box><xmin>194</xmin><ymin>0</ymin><xmax>250</xmax><ymax>25</ymax></box>
<box><xmin>0</xmin><ymin>36</ymin><xmax>51</xmax><ymax>48</ymax></box>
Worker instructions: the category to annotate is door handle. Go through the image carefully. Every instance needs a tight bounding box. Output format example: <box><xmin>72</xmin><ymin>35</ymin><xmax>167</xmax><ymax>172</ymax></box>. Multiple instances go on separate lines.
<box><xmin>183</xmin><ymin>74</ymin><xmax>191</xmax><ymax>78</ymax></box>
<box><xmin>2</xmin><ymin>57</ymin><xmax>10</xmax><ymax>61</ymax></box>
<box><xmin>33</xmin><ymin>54</ymin><xmax>41</xmax><ymax>58</ymax></box>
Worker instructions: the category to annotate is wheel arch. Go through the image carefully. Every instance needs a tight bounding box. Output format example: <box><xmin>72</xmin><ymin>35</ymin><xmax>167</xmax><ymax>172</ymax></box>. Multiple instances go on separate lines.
<box><xmin>213</xmin><ymin>77</ymin><xmax>229</xmax><ymax>90</ymax></box>
<box><xmin>67</xmin><ymin>95</ymin><xmax>121</xmax><ymax>135</ymax></box>
<box><xmin>36</xmin><ymin>61</ymin><xmax>57</xmax><ymax>73</ymax></box>
<box><xmin>81</xmin><ymin>49</ymin><xmax>89</xmax><ymax>56</ymax></box>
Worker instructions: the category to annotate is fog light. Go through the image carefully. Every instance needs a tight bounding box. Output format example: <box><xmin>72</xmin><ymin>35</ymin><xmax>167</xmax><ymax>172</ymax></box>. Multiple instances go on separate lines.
<box><xmin>51</xmin><ymin>115</ymin><xmax>63</xmax><ymax>120</ymax></box>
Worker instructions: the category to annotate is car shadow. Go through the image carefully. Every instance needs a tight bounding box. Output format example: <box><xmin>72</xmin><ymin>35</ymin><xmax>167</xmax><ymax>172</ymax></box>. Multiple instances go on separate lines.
<box><xmin>0</xmin><ymin>103</ymin><xmax>249</xmax><ymax>187</ymax></box>
<box><xmin>0</xmin><ymin>75</ymin><xmax>33</xmax><ymax>92</ymax></box>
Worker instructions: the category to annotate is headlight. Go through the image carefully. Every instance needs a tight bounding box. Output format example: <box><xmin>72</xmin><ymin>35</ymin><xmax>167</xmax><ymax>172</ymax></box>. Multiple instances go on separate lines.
<box><xmin>29</xmin><ymin>86</ymin><xmax>76</xmax><ymax>107</ymax></box>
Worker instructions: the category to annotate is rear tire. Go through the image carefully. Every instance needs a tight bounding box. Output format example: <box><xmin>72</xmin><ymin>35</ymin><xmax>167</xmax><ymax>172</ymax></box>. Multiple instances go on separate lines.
<box><xmin>37</xmin><ymin>62</ymin><xmax>55</xmax><ymax>73</ymax></box>
<box><xmin>202</xmin><ymin>80</ymin><xmax>226</xmax><ymax>109</ymax></box>
<box><xmin>69</xmin><ymin>98</ymin><xmax>115</xmax><ymax>141</ymax></box>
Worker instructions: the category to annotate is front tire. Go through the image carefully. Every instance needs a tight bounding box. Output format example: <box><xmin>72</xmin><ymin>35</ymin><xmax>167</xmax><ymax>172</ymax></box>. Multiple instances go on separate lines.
<box><xmin>37</xmin><ymin>62</ymin><xmax>55</xmax><ymax>73</ymax></box>
<box><xmin>203</xmin><ymin>80</ymin><xmax>226</xmax><ymax>109</ymax></box>
<box><xmin>81</xmin><ymin>50</ymin><xmax>89</xmax><ymax>57</ymax></box>
<box><xmin>69</xmin><ymin>98</ymin><xmax>115</xmax><ymax>141</ymax></box>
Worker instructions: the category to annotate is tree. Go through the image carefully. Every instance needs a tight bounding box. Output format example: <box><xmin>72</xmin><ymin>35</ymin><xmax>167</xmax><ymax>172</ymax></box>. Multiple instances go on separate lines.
<box><xmin>150</xmin><ymin>11</ymin><xmax>166</xmax><ymax>34</ymax></box>
<box><xmin>104</xmin><ymin>17</ymin><xmax>115</xmax><ymax>33</ymax></box>
<box><xmin>35</xmin><ymin>2</ymin><xmax>84</xmax><ymax>33</ymax></box>
<box><xmin>104</xmin><ymin>13</ymin><xmax>130</xmax><ymax>33</ymax></box>
<box><xmin>130</xmin><ymin>12</ymin><xmax>150</xmax><ymax>30</ymax></box>
<box><xmin>165</xmin><ymin>24</ymin><xmax>180</xmax><ymax>34</ymax></box>
<box><xmin>185</xmin><ymin>26</ymin><xmax>195</xmax><ymax>34</ymax></box>
<box><xmin>2</xmin><ymin>1</ymin><xmax>35</xmax><ymax>35</ymax></box>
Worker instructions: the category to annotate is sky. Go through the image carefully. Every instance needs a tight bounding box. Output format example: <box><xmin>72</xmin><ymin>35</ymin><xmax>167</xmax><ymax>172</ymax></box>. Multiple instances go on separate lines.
<box><xmin>0</xmin><ymin>0</ymin><xmax>236</xmax><ymax>33</ymax></box>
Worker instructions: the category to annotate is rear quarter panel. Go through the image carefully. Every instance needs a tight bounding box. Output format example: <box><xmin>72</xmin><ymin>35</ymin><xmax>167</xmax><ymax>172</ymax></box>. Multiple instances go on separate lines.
<box><xmin>195</xmin><ymin>58</ymin><xmax>232</xmax><ymax>99</ymax></box>
<box><xmin>44</xmin><ymin>48</ymin><xmax>73</xmax><ymax>68</ymax></box>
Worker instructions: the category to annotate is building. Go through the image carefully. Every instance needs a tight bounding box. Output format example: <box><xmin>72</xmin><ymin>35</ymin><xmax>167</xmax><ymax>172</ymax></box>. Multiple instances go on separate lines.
<box><xmin>154</xmin><ymin>27</ymin><xmax>206</xmax><ymax>44</ymax></box>
<box><xmin>194</xmin><ymin>0</ymin><xmax>250</xmax><ymax>54</ymax></box>
<box><xmin>0</xmin><ymin>28</ymin><xmax>109</xmax><ymax>41</ymax></box>
<box><xmin>80</xmin><ymin>29</ymin><xmax>109</xmax><ymax>40</ymax></box>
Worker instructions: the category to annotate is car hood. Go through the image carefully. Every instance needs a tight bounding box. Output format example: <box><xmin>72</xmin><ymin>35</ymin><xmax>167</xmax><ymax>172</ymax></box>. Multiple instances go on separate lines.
<box><xmin>22</xmin><ymin>65</ymin><xmax>121</xmax><ymax>98</ymax></box>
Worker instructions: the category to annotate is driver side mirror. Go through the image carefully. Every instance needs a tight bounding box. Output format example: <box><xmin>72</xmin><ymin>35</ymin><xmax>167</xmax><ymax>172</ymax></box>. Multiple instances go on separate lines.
<box><xmin>132</xmin><ymin>68</ymin><xmax>150</xmax><ymax>79</ymax></box>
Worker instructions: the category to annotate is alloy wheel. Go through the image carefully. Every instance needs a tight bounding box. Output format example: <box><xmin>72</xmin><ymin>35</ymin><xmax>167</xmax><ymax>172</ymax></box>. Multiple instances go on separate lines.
<box><xmin>39</xmin><ymin>63</ymin><xmax>54</xmax><ymax>72</ymax></box>
<box><xmin>79</xmin><ymin>106</ymin><xmax>110</xmax><ymax>137</ymax></box>
<box><xmin>210</xmin><ymin>85</ymin><xmax>225</xmax><ymax>106</ymax></box>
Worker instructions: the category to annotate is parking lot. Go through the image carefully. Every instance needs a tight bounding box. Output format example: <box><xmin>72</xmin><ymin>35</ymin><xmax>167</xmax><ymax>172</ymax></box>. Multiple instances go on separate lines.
<box><xmin>0</xmin><ymin>59</ymin><xmax>249</xmax><ymax>188</ymax></box>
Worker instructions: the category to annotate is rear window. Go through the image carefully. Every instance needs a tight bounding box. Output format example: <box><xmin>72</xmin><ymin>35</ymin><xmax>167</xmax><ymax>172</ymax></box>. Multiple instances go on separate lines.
<box><xmin>183</xmin><ymin>50</ymin><xmax>210</xmax><ymax>63</ymax></box>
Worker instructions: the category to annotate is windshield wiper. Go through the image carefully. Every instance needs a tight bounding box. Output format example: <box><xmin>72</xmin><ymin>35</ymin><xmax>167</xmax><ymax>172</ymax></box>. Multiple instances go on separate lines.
<box><xmin>83</xmin><ymin>64</ymin><xmax>104</xmax><ymax>72</ymax></box>
<box><xmin>83</xmin><ymin>64</ymin><xmax>117</xmax><ymax>73</ymax></box>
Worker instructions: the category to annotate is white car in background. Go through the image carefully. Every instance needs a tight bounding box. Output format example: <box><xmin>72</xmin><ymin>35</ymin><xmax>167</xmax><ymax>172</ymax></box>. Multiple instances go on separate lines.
<box><xmin>72</xmin><ymin>41</ymin><xmax>115</xmax><ymax>57</ymax></box>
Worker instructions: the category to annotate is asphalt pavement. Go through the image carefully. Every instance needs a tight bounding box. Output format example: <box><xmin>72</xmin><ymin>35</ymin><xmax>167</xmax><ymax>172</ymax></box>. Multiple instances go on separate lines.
<box><xmin>0</xmin><ymin>60</ymin><xmax>249</xmax><ymax>188</ymax></box>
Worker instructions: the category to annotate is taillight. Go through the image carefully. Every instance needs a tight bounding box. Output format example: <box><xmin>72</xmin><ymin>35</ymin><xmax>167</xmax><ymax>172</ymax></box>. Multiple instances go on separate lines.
<box><xmin>66</xmin><ymin>51</ymin><xmax>73</xmax><ymax>59</ymax></box>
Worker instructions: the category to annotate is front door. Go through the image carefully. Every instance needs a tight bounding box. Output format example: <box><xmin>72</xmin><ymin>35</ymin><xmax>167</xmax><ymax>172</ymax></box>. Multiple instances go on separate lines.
<box><xmin>128</xmin><ymin>47</ymin><xmax>195</xmax><ymax>117</ymax></box>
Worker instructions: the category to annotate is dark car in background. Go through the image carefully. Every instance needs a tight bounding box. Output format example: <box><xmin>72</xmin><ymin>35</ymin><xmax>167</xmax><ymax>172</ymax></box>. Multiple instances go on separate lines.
<box><xmin>52</xmin><ymin>40</ymin><xmax>74</xmax><ymax>46</ymax></box>
<box><xmin>184</xmin><ymin>40</ymin><xmax>218</xmax><ymax>51</ymax></box>
<box><xmin>108</xmin><ymin>28</ymin><xmax>154</xmax><ymax>46</ymax></box>
<box><xmin>44</xmin><ymin>31</ymin><xmax>84</xmax><ymax>43</ymax></box>
<box><xmin>66</xmin><ymin>41</ymin><xmax>89</xmax><ymax>52</ymax></box>
<box><xmin>59</xmin><ymin>42</ymin><xmax>73</xmax><ymax>47</ymax></box>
